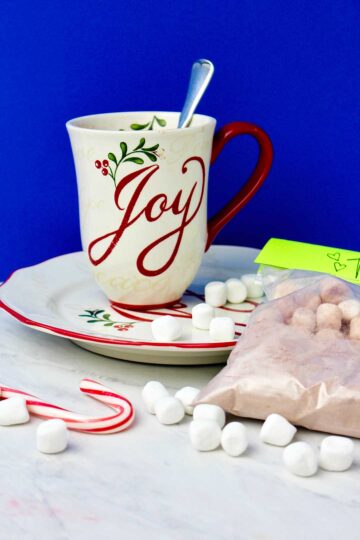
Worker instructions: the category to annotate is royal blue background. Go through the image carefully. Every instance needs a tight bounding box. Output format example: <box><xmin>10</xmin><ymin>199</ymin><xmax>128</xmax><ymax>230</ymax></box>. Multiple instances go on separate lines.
<box><xmin>1</xmin><ymin>0</ymin><xmax>359</xmax><ymax>279</ymax></box>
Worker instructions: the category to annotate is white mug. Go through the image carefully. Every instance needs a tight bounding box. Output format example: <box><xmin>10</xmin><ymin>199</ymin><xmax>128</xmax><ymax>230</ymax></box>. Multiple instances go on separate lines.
<box><xmin>67</xmin><ymin>111</ymin><xmax>272</xmax><ymax>309</ymax></box>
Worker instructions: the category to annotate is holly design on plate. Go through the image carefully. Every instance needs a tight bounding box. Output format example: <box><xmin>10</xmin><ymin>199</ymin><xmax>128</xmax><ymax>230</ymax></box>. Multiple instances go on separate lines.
<box><xmin>94</xmin><ymin>138</ymin><xmax>159</xmax><ymax>187</ymax></box>
<box><xmin>79</xmin><ymin>309</ymin><xmax>135</xmax><ymax>332</ymax></box>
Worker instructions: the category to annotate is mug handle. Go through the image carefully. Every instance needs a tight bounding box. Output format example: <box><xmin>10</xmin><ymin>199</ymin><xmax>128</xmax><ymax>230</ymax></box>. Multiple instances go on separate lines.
<box><xmin>206</xmin><ymin>121</ymin><xmax>273</xmax><ymax>250</ymax></box>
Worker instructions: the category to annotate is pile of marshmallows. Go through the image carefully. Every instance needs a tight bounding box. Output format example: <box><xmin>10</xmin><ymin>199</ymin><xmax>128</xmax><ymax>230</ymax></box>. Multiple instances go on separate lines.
<box><xmin>273</xmin><ymin>276</ymin><xmax>360</xmax><ymax>340</ymax></box>
<box><xmin>151</xmin><ymin>274</ymin><xmax>263</xmax><ymax>342</ymax></box>
<box><xmin>142</xmin><ymin>381</ymin><xmax>355</xmax><ymax>477</ymax></box>
<box><xmin>0</xmin><ymin>397</ymin><xmax>67</xmax><ymax>454</ymax></box>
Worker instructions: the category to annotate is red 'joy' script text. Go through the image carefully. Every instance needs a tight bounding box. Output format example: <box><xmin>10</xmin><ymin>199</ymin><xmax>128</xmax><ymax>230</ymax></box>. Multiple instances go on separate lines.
<box><xmin>88</xmin><ymin>156</ymin><xmax>205</xmax><ymax>277</ymax></box>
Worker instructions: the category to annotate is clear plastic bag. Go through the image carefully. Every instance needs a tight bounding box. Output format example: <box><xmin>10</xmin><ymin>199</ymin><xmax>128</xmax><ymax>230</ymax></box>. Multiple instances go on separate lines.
<box><xmin>260</xmin><ymin>266</ymin><xmax>328</xmax><ymax>300</ymax></box>
<box><xmin>197</xmin><ymin>273</ymin><xmax>360</xmax><ymax>437</ymax></box>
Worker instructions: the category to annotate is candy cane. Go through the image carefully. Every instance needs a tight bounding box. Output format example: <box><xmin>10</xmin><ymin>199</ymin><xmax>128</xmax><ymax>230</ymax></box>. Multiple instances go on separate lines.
<box><xmin>0</xmin><ymin>378</ymin><xmax>134</xmax><ymax>434</ymax></box>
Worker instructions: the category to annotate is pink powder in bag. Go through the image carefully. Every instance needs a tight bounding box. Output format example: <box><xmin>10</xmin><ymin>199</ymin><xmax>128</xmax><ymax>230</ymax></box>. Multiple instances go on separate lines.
<box><xmin>196</xmin><ymin>276</ymin><xmax>360</xmax><ymax>438</ymax></box>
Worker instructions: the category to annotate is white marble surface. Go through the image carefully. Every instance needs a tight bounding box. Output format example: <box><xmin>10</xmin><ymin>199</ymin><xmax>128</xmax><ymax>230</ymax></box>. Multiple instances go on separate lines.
<box><xmin>1</xmin><ymin>310</ymin><xmax>360</xmax><ymax>540</ymax></box>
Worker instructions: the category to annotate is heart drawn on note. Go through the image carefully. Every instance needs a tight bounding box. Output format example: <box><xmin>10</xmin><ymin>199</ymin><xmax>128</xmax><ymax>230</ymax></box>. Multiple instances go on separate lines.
<box><xmin>327</xmin><ymin>252</ymin><xmax>341</xmax><ymax>262</ymax></box>
<box><xmin>334</xmin><ymin>262</ymin><xmax>346</xmax><ymax>272</ymax></box>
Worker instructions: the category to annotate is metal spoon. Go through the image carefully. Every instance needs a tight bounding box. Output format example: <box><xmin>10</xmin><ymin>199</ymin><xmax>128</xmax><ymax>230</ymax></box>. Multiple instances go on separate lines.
<box><xmin>177</xmin><ymin>59</ymin><xmax>214</xmax><ymax>128</ymax></box>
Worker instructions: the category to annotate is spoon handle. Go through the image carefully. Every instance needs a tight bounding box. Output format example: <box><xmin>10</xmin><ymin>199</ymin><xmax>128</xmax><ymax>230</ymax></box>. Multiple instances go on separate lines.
<box><xmin>177</xmin><ymin>59</ymin><xmax>214</xmax><ymax>129</ymax></box>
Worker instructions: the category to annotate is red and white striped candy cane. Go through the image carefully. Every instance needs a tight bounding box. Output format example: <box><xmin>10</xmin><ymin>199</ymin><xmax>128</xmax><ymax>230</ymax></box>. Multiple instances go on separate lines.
<box><xmin>0</xmin><ymin>378</ymin><xmax>135</xmax><ymax>434</ymax></box>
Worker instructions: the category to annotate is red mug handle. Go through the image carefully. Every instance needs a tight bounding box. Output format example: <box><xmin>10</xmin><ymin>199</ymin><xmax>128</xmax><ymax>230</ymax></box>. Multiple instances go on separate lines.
<box><xmin>206</xmin><ymin>121</ymin><xmax>273</xmax><ymax>250</ymax></box>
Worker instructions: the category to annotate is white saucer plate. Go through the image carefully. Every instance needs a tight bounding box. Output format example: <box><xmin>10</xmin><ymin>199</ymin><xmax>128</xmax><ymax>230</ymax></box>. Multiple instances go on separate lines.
<box><xmin>0</xmin><ymin>246</ymin><xmax>261</xmax><ymax>365</ymax></box>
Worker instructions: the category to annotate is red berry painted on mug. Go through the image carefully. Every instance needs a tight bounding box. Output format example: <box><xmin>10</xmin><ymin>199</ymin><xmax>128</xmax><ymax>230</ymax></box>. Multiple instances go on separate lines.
<box><xmin>102</xmin><ymin>159</ymin><xmax>109</xmax><ymax>167</ymax></box>
<box><xmin>95</xmin><ymin>160</ymin><xmax>101</xmax><ymax>169</ymax></box>
<box><xmin>102</xmin><ymin>168</ymin><xmax>108</xmax><ymax>176</ymax></box>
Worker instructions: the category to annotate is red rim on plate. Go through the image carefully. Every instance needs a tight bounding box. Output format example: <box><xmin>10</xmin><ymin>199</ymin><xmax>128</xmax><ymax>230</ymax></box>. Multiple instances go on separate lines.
<box><xmin>0</xmin><ymin>247</ymin><xmax>260</xmax><ymax>352</ymax></box>
<box><xmin>0</xmin><ymin>298</ymin><xmax>239</xmax><ymax>349</ymax></box>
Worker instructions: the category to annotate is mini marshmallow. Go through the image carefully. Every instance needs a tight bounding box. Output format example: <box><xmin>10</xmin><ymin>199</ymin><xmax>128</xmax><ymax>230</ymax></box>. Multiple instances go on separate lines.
<box><xmin>0</xmin><ymin>396</ymin><xmax>30</xmax><ymax>426</ymax></box>
<box><xmin>189</xmin><ymin>419</ymin><xmax>221</xmax><ymax>451</ymax></box>
<box><xmin>37</xmin><ymin>419</ymin><xmax>68</xmax><ymax>454</ymax></box>
<box><xmin>339</xmin><ymin>299</ymin><xmax>360</xmax><ymax>322</ymax></box>
<box><xmin>260</xmin><ymin>413</ymin><xmax>297</xmax><ymax>446</ymax></box>
<box><xmin>154</xmin><ymin>396</ymin><xmax>185</xmax><ymax>425</ymax></box>
<box><xmin>226</xmin><ymin>278</ymin><xmax>247</xmax><ymax>304</ymax></box>
<box><xmin>175</xmin><ymin>386</ymin><xmax>200</xmax><ymax>415</ymax></box>
<box><xmin>283</xmin><ymin>442</ymin><xmax>318</xmax><ymax>477</ymax></box>
<box><xmin>191</xmin><ymin>303</ymin><xmax>215</xmax><ymax>330</ymax></box>
<box><xmin>320</xmin><ymin>277</ymin><xmax>351</xmax><ymax>304</ymax></box>
<box><xmin>142</xmin><ymin>381</ymin><xmax>169</xmax><ymax>414</ymax></box>
<box><xmin>316</xmin><ymin>328</ymin><xmax>343</xmax><ymax>340</ymax></box>
<box><xmin>209</xmin><ymin>317</ymin><xmax>235</xmax><ymax>341</ymax></box>
<box><xmin>277</xmin><ymin>295</ymin><xmax>298</xmax><ymax>321</ymax></box>
<box><xmin>319</xmin><ymin>436</ymin><xmax>354</xmax><ymax>472</ymax></box>
<box><xmin>204</xmin><ymin>281</ymin><xmax>227</xmax><ymax>308</ymax></box>
<box><xmin>350</xmin><ymin>316</ymin><xmax>360</xmax><ymax>340</ymax></box>
<box><xmin>273</xmin><ymin>279</ymin><xmax>299</xmax><ymax>299</ymax></box>
<box><xmin>307</xmin><ymin>295</ymin><xmax>322</xmax><ymax>311</ymax></box>
<box><xmin>151</xmin><ymin>315</ymin><xmax>182</xmax><ymax>342</ymax></box>
<box><xmin>193</xmin><ymin>403</ymin><xmax>226</xmax><ymax>428</ymax></box>
<box><xmin>316</xmin><ymin>303</ymin><xmax>342</xmax><ymax>331</ymax></box>
<box><xmin>291</xmin><ymin>307</ymin><xmax>316</xmax><ymax>333</ymax></box>
<box><xmin>241</xmin><ymin>274</ymin><xmax>264</xmax><ymax>298</ymax></box>
<box><xmin>221</xmin><ymin>422</ymin><xmax>248</xmax><ymax>457</ymax></box>
<box><xmin>298</xmin><ymin>291</ymin><xmax>322</xmax><ymax>311</ymax></box>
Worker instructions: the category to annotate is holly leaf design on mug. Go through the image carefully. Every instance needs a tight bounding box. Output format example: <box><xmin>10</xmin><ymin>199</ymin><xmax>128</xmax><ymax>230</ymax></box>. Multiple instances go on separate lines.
<box><xmin>120</xmin><ymin>142</ymin><xmax>128</xmax><ymax>159</ymax></box>
<box><xmin>94</xmin><ymin>138</ymin><xmax>160</xmax><ymax>187</ymax></box>
<box><xmin>144</xmin><ymin>144</ymin><xmax>160</xmax><ymax>152</ymax></box>
<box><xmin>142</xmin><ymin>152</ymin><xmax>157</xmax><ymax>162</ymax></box>
<box><xmin>129</xmin><ymin>115</ymin><xmax>167</xmax><ymax>131</ymax></box>
<box><xmin>134</xmin><ymin>138</ymin><xmax>146</xmax><ymax>150</ymax></box>
<box><xmin>130</xmin><ymin>122</ymin><xmax>151</xmax><ymax>130</ymax></box>
<box><xmin>155</xmin><ymin>117</ymin><xmax>166</xmax><ymax>127</ymax></box>
<box><xmin>124</xmin><ymin>157</ymin><xmax>144</xmax><ymax>164</ymax></box>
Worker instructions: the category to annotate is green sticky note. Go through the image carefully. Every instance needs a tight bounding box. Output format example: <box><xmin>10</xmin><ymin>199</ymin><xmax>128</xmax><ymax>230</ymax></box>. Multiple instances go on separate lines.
<box><xmin>255</xmin><ymin>238</ymin><xmax>360</xmax><ymax>284</ymax></box>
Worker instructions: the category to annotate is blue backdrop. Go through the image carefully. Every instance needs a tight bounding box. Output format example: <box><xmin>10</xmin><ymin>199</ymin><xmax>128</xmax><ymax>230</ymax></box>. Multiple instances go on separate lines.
<box><xmin>1</xmin><ymin>0</ymin><xmax>359</xmax><ymax>279</ymax></box>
